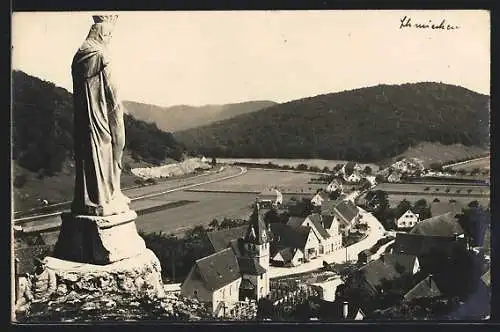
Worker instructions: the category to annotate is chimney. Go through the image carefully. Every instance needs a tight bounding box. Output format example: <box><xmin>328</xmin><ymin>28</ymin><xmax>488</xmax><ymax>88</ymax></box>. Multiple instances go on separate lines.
<box><xmin>342</xmin><ymin>301</ymin><xmax>349</xmax><ymax>319</ymax></box>
<box><xmin>428</xmin><ymin>274</ymin><xmax>433</xmax><ymax>288</ymax></box>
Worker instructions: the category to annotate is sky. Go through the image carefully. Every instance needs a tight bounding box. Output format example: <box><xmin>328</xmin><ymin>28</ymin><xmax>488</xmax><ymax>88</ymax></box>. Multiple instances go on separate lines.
<box><xmin>12</xmin><ymin>10</ymin><xmax>490</xmax><ymax>107</ymax></box>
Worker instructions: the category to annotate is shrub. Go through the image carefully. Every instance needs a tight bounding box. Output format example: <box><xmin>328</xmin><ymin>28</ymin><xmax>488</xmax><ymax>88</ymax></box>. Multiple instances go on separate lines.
<box><xmin>433</xmin><ymin>198</ymin><xmax>440</xmax><ymax>202</ymax></box>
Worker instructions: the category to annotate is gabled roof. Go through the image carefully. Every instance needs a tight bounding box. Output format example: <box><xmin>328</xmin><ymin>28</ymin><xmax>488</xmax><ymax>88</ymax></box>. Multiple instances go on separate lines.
<box><xmin>394</xmin><ymin>233</ymin><xmax>459</xmax><ymax>256</ymax></box>
<box><xmin>403</xmin><ymin>276</ymin><xmax>442</xmax><ymax>302</ymax></box>
<box><xmin>410</xmin><ymin>212</ymin><xmax>465</xmax><ymax>237</ymax></box>
<box><xmin>321</xmin><ymin>199</ymin><xmax>342</xmax><ymax>216</ymax></box>
<box><xmin>237</xmin><ymin>257</ymin><xmax>266</xmax><ymax>275</ymax></box>
<box><xmin>334</xmin><ymin>200</ymin><xmax>359</xmax><ymax>225</ymax></box>
<box><xmin>322</xmin><ymin>215</ymin><xmax>335</xmax><ymax>229</ymax></box>
<box><xmin>430</xmin><ymin>202</ymin><xmax>464</xmax><ymax>218</ymax></box>
<box><xmin>358</xmin><ymin>259</ymin><xmax>400</xmax><ymax>292</ymax></box>
<box><xmin>194</xmin><ymin>248</ymin><xmax>241</xmax><ymax>291</ymax></box>
<box><xmin>245</xmin><ymin>203</ymin><xmax>271</xmax><ymax>244</ymax></box>
<box><xmin>396</xmin><ymin>209</ymin><xmax>418</xmax><ymax>220</ymax></box>
<box><xmin>306</xmin><ymin>214</ymin><xmax>331</xmax><ymax>240</ymax></box>
<box><xmin>315</xmin><ymin>298</ymin><xmax>365</xmax><ymax>320</ymax></box>
<box><xmin>481</xmin><ymin>269</ymin><xmax>490</xmax><ymax>288</ymax></box>
<box><xmin>287</xmin><ymin>216</ymin><xmax>306</xmax><ymax>227</ymax></box>
<box><xmin>270</xmin><ymin>223</ymin><xmax>312</xmax><ymax>250</ymax></box>
<box><xmin>206</xmin><ymin>226</ymin><xmax>247</xmax><ymax>253</ymax></box>
<box><xmin>382</xmin><ymin>253</ymin><xmax>418</xmax><ymax>274</ymax></box>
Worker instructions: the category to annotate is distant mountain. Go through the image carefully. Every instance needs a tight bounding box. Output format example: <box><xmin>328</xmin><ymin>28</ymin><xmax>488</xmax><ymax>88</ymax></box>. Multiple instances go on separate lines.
<box><xmin>174</xmin><ymin>82</ymin><xmax>490</xmax><ymax>163</ymax></box>
<box><xmin>12</xmin><ymin>70</ymin><xmax>186</xmax><ymax>176</ymax></box>
<box><xmin>123</xmin><ymin>100</ymin><xmax>277</xmax><ymax>132</ymax></box>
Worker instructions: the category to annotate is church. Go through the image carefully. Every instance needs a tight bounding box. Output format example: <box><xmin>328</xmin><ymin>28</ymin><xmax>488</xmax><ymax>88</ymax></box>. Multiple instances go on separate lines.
<box><xmin>180</xmin><ymin>203</ymin><xmax>272</xmax><ymax>315</ymax></box>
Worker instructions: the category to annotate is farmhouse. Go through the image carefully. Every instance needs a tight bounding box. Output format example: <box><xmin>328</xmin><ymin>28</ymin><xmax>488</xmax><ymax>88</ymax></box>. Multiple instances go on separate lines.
<box><xmin>395</xmin><ymin>209</ymin><xmax>420</xmax><ymax>230</ymax></box>
<box><xmin>344</xmin><ymin>172</ymin><xmax>362</xmax><ymax>183</ymax></box>
<box><xmin>182</xmin><ymin>204</ymin><xmax>273</xmax><ymax>314</ymax></box>
<box><xmin>325</xmin><ymin>200</ymin><xmax>361</xmax><ymax>234</ymax></box>
<box><xmin>287</xmin><ymin>214</ymin><xmax>339</xmax><ymax>255</ymax></box>
<box><xmin>258</xmin><ymin>187</ymin><xmax>283</xmax><ymax>207</ymax></box>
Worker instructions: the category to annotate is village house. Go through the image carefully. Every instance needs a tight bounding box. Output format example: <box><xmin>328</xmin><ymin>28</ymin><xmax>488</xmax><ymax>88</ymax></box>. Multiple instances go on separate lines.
<box><xmin>270</xmin><ymin>247</ymin><xmax>304</xmax><ymax>267</ymax></box>
<box><xmin>257</xmin><ymin>187</ymin><xmax>283</xmax><ymax>208</ymax></box>
<box><xmin>180</xmin><ymin>248</ymin><xmax>242</xmax><ymax>316</ymax></box>
<box><xmin>395</xmin><ymin>209</ymin><xmax>420</xmax><ymax>230</ymax></box>
<box><xmin>321</xmin><ymin>199</ymin><xmax>361</xmax><ymax>235</ymax></box>
<box><xmin>287</xmin><ymin>214</ymin><xmax>334</xmax><ymax>255</ymax></box>
<box><xmin>269</xmin><ymin>223</ymin><xmax>320</xmax><ymax>262</ymax></box>
<box><xmin>344</xmin><ymin>172</ymin><xmax>362</xmax><ymax>184</ymax></box>
<box><xmin>326</xmin><ymin>179</ymin><xmax>343</xmax><ymax>193</ymax></box>
<box><xmin>182</xmin><ymin>204</ymin><xmax>273</xmax><ymax>314</ymax></box>
<box><xmin>311</xmin><ymin>190</ymin><xmax>330</xmax><ymax>207</ymax></box>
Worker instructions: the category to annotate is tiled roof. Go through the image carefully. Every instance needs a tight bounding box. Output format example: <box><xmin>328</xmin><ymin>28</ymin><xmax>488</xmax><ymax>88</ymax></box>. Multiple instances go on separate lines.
<box><xmin>237</xmin><ymin>257</ymin><xmax>266</xmax><ymax>275</ymax></box>
<box><xmin>287</xmin><ymin>216</ymin><xmax>306</xmax><ymax>227</ymax></box>
<box><xmin>403</xmin><ymin>276</ymin><xmax>442</xmax><ymax>302</ymax></box>
<box><xmin>382</xmin><ymin>253</ymin><xmax>418</xmax><ymax>275</ymax></box>
<box><xmin>307</xmin><ymin>214</ymin><xmax>331</xmax><ymax>240</ymax></box>
<box><xmin>358</xmin><ymin>260</ymin><xmax>400</xmax><ymax>292</ymax></box>
<box><xmin>394</xmin><ymin>233</ymin><xmax>459</xmax><ymax>256</ymax></box>
<box><xmin>194</xmin><ymin>248</ymin><xmax>241</xmax><ymax>291</ymax></box>
<box><xmin>334</xmin><ymin>200</ymin><xmax>359</xmax><ymax>225</ymax></box>
<box><xmin>322</xmin><ymin>215</ymin><xmax>335</xmax><ymax>229</ymax></box>
<box><xmin>206</xmin><ymin>226</ymin><xmax>247</xmax><ymax>253</ymax></box>
<box><xmin>321</xmin><ymin>199</ymin><xmax>342</xmax><ymax>216</ymax></box>
<box><xmin>270</xmin><ymin>223</ymin><xmax>311</xmax><ymax>250</ymax></box>
<box><xmin>410</xmin><ymin>212</ymin><xmax>465</xmax><ymax>237</ymax></box>
<box><xmin>430</xmin><ymin>202</ymin><xmax>464</xmax><ymax>218</ymax></box>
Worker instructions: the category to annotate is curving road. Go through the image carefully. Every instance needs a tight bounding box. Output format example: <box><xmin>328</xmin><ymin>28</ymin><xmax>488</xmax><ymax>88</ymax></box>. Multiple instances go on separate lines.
<box><xmin>14</xmin><ymin>166</ymin><xmax>247</xmax><ymax>227</ymax></box>
<box><xmin>268</xmin><ymin>207</ymin><xmax>386</xmax><ymax>279</ymax></box>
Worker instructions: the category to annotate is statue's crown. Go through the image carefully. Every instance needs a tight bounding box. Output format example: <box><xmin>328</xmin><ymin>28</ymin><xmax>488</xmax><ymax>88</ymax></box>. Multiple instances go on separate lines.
<box><xmin>92</xmin><ymin>15</ymin><xmax>118</xmax><ymax>25</ymax></box>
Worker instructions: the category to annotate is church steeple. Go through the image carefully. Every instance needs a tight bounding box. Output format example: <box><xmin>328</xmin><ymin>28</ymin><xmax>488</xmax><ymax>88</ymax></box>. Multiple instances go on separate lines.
<box><xmin>245</xmin><ymin>201</ymin><xmax>268</xmax><ymax>244</ymax></box>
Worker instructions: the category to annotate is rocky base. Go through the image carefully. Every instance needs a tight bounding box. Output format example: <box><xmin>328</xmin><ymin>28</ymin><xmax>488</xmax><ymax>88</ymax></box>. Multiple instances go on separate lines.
<box><xmin>53</xmin><ymin>210</ymin><xmax>146</xmax><ymax>264</ymax></box>
<box><xmin>17</xmin><ymin>291</ymin><xmax>216</xmax><ymax>322</ymax></box>
<box><xmin>42</xmin><ymin>249</ymin><xmax>164</xmax><ymax>298</ymax></box>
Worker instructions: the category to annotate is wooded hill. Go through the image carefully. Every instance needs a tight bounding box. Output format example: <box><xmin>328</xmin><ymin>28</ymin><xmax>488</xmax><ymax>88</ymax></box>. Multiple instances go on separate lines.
<box><xmin>12</xmin><ymin>70</ymin><xmax>186</xmax><ymax>176</ymax></box>
<box><xmin>174</xmin><ymin>82</ymin><xmax>490</xmax><ymax>163</ymax></box>
<box><xmin>124</xmin><ymin>100</ymin><xmax>277</xmax><ymax>133</ymax></box>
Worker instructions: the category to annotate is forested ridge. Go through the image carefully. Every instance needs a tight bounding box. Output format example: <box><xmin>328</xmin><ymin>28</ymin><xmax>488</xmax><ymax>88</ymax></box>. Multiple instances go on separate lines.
<box><xmin>12</xmin><ymin>70</ymin><xmax>186</xmax><ymax>176</ymax></box>
<box><xmin>174</xmin><ymin>82</ymin><xmax>490</xmax><ymax>162</ymax></box>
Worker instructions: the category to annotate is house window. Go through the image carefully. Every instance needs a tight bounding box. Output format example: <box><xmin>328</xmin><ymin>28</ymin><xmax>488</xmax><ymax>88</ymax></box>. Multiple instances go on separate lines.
<box><xmin>229</xmin><ymin>285</ymin><xmax>232</xmax><ymax>296</ymax></box>
<box><xmin>194</xmin><ymin>290</ymin><xmax>198</xmax><ymax>297</ymax></box>
<box><xmin>260</xmin><ymin>287</ymin><xmax>263</xmax><ymax>295</ymax></box>
<box><xmin>222</xmin><ymin>288</ymin><xmax>225</xmax><ymax>298</ymax></box>
<box><xmin>260</xmin><ymin>275</ymin><xmax>263</xmax><ymax>280</ymax></box>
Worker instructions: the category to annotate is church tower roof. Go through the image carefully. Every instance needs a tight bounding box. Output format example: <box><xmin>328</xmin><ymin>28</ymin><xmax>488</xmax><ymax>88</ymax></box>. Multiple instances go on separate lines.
<box><xmin>245</xmin><ymin>201</ymin><xmax>270</xmax><ymax>244</ymax></box>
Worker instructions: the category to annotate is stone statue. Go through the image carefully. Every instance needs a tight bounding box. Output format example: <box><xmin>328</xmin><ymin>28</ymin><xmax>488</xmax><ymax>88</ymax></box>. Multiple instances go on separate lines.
<box><xmin>71</xmin><ymin>15</ymin><xmax>130</xmax><ymax>216</ymax></box>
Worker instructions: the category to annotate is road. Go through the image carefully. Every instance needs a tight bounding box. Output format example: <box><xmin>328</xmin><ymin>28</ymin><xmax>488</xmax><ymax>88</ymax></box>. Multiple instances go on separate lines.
<box><xmin>15</xmin><ymin>166</ymin><xmax>247</xmax><ymax>228</ymax></box>
<box><xmin>442</xmin><ymin>155</ymin><xmax>490</xmax><ymax>170</ymax></box>
<box><xmin>268</xmin><ymin>207</ymin><xmax>386</xmax><ymax>279</ymax></box>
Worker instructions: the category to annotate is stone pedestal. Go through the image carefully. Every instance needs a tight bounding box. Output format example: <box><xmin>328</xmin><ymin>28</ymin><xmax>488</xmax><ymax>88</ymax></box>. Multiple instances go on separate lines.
<box><xmin>53</xmin><ymin>210</ymin><xmax>146</xmax><ymax>265</ymax></box>
<box><xmin>44</xmin><ymin>249</ymin><xmax>165</xmax><ymax>299</ymax></box>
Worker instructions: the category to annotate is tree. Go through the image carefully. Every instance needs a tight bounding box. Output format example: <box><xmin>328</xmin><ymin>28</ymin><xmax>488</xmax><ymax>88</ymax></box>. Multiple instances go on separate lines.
<box><xmin>429</xmin><ymin>163</ymin><xmax>443</xmax><ymax>172</ymax></box>
<box><xmin>211</xmin><ymin>157</ymin><xmax>217</xmax><ymax>167</ymax></box>
<box><xmin>413</xmin><ymin>199</ymin><xmax>431</xmax><ymax>219</ymax></box>
<box><xmin>329</xmin><ymin>190</ymin><xmax>342</xmax><ymax>201</ymax></box>
<box><xmin>264</xmin><ymin>208</ymin><xmax>281</xmax><ymax>225</ymax></box>
<box><xmin>208</xmin><ymin>218</ymin><xmax>219</xmax><ymax>230</ymax></box>
<box><xmin>364</xmin><ymin>166</ymin><xmax>373</xmax><ymax>175</ymax></box>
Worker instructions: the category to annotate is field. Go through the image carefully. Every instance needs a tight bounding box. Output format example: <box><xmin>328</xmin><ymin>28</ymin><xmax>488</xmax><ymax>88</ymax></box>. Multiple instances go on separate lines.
<box><xmin>372</xmin><ymin>182</ymin><xmax>490</xmax><ymax>208</ymax></box>
<box><xmin>216</xmin><ymin>158</ymin><xmax>380</xmax><ymax>172</ymax></box>
<box><xmin>189</xmin><ymin>169</ymin><xmax>324</xmax><ymax>194</ymax></box>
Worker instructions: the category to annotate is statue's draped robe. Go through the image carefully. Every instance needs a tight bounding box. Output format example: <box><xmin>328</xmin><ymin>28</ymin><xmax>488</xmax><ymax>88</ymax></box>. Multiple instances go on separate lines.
<box><xmin>71</xmin><ymin>23</ymin><xmax>130</xmax><ymax>216</ymax></box>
